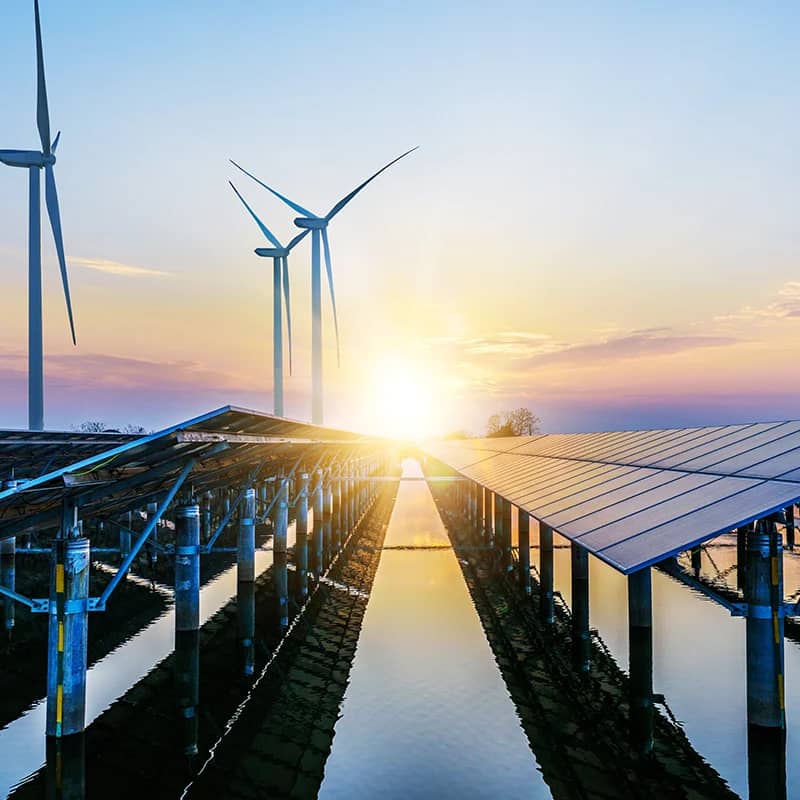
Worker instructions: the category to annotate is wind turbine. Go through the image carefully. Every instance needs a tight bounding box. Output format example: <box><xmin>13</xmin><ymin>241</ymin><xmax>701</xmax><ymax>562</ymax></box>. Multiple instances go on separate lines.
<box><xmin>229</xmin><ymin>181</ymin><xmax>309</xmax><ymax>418</ymax></box>
<box><xmin>0</xmin><ymin>0</ymin><xmax>76</xmax><ymax>431</ymax></box>
<box><xmin>231</xmin><ymin>147</ymin><xmax>417</xmax><ymax>424</ymax></box>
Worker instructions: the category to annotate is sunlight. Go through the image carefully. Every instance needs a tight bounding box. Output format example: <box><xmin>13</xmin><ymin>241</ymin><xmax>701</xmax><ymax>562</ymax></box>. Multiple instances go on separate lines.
<box><xmin>366</xmin><ymin>359</ymin><xmax>442</xmax><ymax>441</ymax></box>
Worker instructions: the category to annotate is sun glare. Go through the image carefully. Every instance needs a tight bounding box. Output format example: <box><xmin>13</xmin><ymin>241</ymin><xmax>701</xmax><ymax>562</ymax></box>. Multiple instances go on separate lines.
<box><xmin>367</xmin><ymin>360</ymin><xmax>442</xmax><ymax>441</ymax></box>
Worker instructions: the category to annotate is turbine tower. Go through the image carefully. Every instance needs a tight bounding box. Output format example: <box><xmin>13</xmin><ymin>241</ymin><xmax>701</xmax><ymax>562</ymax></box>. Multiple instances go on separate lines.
<box><xmin>232</xmin><ymin>147</ymin><xmax>417</xmax><ymax>424</ymax></box>
<box><xmin>0</xmin><ymin>0</ymin><xmax>76</xmax><ymax>431</ymax></box>
<box><xmin>229</xmin><ymin>181</ymin><xmax>308</xmax><ymax>417</ymax></box>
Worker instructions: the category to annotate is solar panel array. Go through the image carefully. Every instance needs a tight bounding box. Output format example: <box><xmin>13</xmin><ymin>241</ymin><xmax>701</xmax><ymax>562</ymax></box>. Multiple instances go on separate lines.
<box><xmin>0</xmin><ymin>406</ymin><xmax>376</xmax><ymax>539</ymax></box>
<box><xmin>425</xmin><ymin>421</ymin><xmax>800</xmax><ymax>574</ymax></box>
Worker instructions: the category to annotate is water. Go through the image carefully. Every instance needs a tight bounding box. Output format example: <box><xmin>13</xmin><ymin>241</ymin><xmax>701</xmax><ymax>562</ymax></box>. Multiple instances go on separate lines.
<box><xmin>318</xmin><ymin>459</ymin><xmax>549</xmax><ymax>799</ymax></box>
<box><xmin>2</xmin><ymin>472</ymin><xmax>800</xmax><ymax>798</ymax></box>
<box><xmin>0</xmin><ymin>520</ymin><xmax>300</xmax><ymax>798</ymax></box>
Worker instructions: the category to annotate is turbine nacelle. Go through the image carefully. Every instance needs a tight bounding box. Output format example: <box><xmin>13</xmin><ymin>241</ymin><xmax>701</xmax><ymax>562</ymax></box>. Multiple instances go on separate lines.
<box><xmin>255</xmin><ymin>247</ymin><xmax>289</xmax><ymax>258</ymax></box>
<box><xmin>294</xmin><ymin>217</ymin><xmax>327</xmax><ymax>230</ymax></box>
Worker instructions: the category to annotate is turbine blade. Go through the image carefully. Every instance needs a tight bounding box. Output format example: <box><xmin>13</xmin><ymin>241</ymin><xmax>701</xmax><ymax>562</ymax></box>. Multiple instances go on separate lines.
<box><xmin>51</xmin><ymin>131</ymin><xmax>61</xmax><ymax>152</ymax></box>
<box><xmin>34</xmin><ymin>0</ymin><xmax>51</xmax><ymax>155</ymax></box>
<box><xmin>287</xmin><ymin>228</ymin><xmax>310</xmax><ymax>252</ymax></box>
<box><xmin>321</xmin><ymin>228</ymin><xmax>340</xmax><ymax>367</ymax></box>
<box><xmin>44</xmin><ymin>165</ymin><xmax>76</xmax><ymax>345</ymax></box>
<box><xmin>325</xmin><ymin>146</ymin><xmax>418</xmax><ymax>221</ymax></box>
<box><xmin>228</xmin><ymin>181</ymin><xmax>282</xmax><ymax>248</ymax></box>
<box><xmin>282</xmin><ymin>256</ymin><xmax>293</xmax><ymax>376</ymax></box>
<box><xmin>230</xmin><ymin>160</ymin><xmax>317</xmax><ymax>218</ymax></box>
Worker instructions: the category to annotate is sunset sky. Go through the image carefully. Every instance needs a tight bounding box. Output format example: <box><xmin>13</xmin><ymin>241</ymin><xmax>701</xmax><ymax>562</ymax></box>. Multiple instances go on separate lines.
<box><xmin>1</xmin><ymin>2</ymin><xmax>798</xmax><ymax>437</ymax></box>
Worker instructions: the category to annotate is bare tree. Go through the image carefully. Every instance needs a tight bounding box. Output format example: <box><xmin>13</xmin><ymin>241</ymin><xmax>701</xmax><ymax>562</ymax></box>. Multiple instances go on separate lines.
<box><xmin>72</xmin><ymin>421</ymin><xmax>108</xmax><ymax>433</ymax></box>
<box><xmin>486</xmin><ymin>407</ymin><xmax>541</xmax><ymax>437</ymax></box>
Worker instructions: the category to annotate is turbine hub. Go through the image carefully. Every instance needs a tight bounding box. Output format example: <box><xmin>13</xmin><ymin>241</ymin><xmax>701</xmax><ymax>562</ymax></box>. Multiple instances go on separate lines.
<box><xmin>294</xmin><ymin>217</ymin><xmax>327</xmax><ymax>230</ymax></box>
<box><xmin>42</xmin><ymin>152</ymin><xmax>56</xmax><ymax>166</ymax></box>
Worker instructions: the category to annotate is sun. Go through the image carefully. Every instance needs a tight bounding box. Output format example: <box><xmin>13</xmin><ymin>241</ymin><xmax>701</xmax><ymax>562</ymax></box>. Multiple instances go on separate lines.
<box><xmin>366</xmin><ymin>360</ymin><xmax>442</xmax><ymax>441</ymax></box>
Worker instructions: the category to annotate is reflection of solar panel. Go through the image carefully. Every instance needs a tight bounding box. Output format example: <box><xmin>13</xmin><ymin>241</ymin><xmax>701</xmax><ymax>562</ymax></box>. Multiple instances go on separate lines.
<box><xmin>0</xmin><ymin>406</ymin><xmax>376</xmax><ymax>539</ymax></box>
<box><xmin>425</xmin><ymin>422</ymin><xmax>800</xmax><ymax>575</ymax></box>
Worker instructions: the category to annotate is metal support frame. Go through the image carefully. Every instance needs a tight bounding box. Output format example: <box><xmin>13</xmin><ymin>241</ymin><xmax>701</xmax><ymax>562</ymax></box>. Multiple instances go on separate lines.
<box><xmin>628</xmin><ymin>568</ymin><xmax>653</xmax><ymax>755</ymax></box>
<box><xmin>571</xmin><ymin>541</ymin><xmax>590</xmax><ymax>674</ymax></box>
<box><xmin>274</xmin><ymin>477</ymin><xmax>289</xmax><ymax>630</ymax></box>
<box><xmin>312</xmin><ymin>468</ymin><xmax>324</xmax><ymax>578</ymax></box>
<box><xmin>295</xmin><ymin>472</ymin><xmax>309</xmax><ymax>603</ymax></box>
<box><xmin>539</xmin><ymin>522</ymin><xmax>554</xmax><ymax>625</ymax></box>
<box><xmin>175</xmin><ymin>503</ymin><xmax>200</xmax><ymax>633</ymax></box>
<box><xmin>518</xmin><ymin>509</ymin><xmax>531</xmax><ymax>595</ymax></box>
<box><xmin>237</xmin><ymin>488</ymin><xmax>256</xmax><ymax>583</ymax></box>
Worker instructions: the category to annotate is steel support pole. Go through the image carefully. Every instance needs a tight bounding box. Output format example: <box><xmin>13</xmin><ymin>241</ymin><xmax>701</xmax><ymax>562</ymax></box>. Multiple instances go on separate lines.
<box><xmin>518</xmin><ymin>510</ymin><xmax>531</xmax><ymax>595</ymax></box>
<box><xmin>628</xmin><ymin>568</ymin><xmax>654</xmax><ymax>756</ymax></box>
<box><xmin>295</xmin><ymin>473</ymin><xmax>309</xmax><ymax>603</ymax></box>
<box><xmin>348</xmin><ymin>466</ymin><xmax>355</xmax><ymax>532</ymax></box>
<box><xmin>501</xmin><ymin>496</ymin><xmax>512</xmax><ymax>573</ymax></box>
<box><xmin>691</xmin><ymin>545</ymin><xmax>701</xmax><ymax>575</ymax></box>
<box><xmin>313</xmin><ymin>469</ymin><xmax>324</xmax><ymax>577</ymax></box>
<box><xmin>324</xmin><ymin>469</ymin><xmax>333</xmax><ymax>568</ymax></box>
<box><xmin>488</xmin><ymin>491</ymin><xmax>496</xmax><ymax>547</ymax></box>
<box><xmin>340</xmin><ymin>466</ymin><xmax>349</xmax><ymax>544</ymax></box>
<box><xmin>571</xmin><ymin>542</ymin><xmax>590</xmax><ymax>674</ymax></box>
<box><xmin>745</xmin><ymin>517</ymin><xmax>785</xmax><ymax>730</ymax></box>
<box><xmin>1</xmin><ymin>536</ymin><xmax>15</xmax><ymax>634</ymax></box>
<box><xmin>237</xmin><ymin>488</ymin><xmax>256</xmax><ymax>583</ymax></box>
<box><xmin>332</xmin><ymin>467</ymin><xmax>342</xmax><ymax>553</ymax></box>
<box><xmin>539</xmin><ymin>522</ymin><xmax>554</xmax><ymax>625</ymax></box>
<box><xmin>785</xmin><ymin>506</ymin><xmax>795</xmax><ymax>551</ymax></box>
<box><xmin>175</xmin><ymin>504</ymin><xmax>200</xmax><ymax>633</ymax></box>
<box><xmin>737</xmin><ymin>525</ymin><xmax>749</xmax><ymax>591</ymax></box>
<box><xmin>481</xmin><ymin>487</ymin><xmax>487</xmax><ymax>543</ymax></box>
<box><xmin>274</xmin><ymin>479</ymin><xmax>289</xmax><ymax>629</ymax></box>
<box><xmin>46</xmin><ymin>528</ymin><xmax>89</xmax><ymax>737</ymax></box>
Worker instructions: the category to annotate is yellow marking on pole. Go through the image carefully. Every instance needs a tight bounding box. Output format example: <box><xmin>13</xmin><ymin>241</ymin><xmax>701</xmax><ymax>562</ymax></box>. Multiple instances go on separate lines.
<box><xmin>56</xmin><ymin>685</ymin><xmax>63</xmax><ymax>724</ymax></box>
<box><xmin>771</xmin><ymin>557</ymin><xmax>779</xmax><ymax>586</ymax></box>
<box><xmin>773</xmin><ymin>615</ymin><xmax>780</xmax><ymax>643</ymax></box>
<box><xmin>55</xmin><ymin>563</ymin><xmax>64</xmax><ymax>594</ymax></box>
<box><xmin>57</xmin><ymin>621</ymin><xmax>64</xmax><ymax>652</ymax></box>
<box><xmin>779</xmin><ymin>673</ymin><xmax>785</xmax><ymax>710</ymax></box>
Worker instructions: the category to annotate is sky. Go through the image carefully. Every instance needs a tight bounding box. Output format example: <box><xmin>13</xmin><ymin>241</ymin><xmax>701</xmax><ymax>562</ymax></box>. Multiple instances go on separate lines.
<box><xmin>0</xmin><ymin>1</ymin><xmax>798</xmax><ymax>438</ymax></box>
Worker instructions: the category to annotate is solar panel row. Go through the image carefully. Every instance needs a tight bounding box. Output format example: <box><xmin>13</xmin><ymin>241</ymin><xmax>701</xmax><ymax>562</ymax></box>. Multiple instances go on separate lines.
<box><xmin>425</xmin><ymin>423</ymin><xmax>800</xmax><ymax>574</ymax></box>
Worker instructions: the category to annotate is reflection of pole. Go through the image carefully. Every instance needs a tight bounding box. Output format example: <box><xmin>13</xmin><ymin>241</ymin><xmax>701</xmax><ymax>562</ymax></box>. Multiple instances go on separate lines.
<box><xmin>46</xmin><ymin>512</ymin><xmax>90</xmax><ymax>737</ymax></box>
<box><xmin>274</xmin><ymin>479</ymin><xmax>289</xmax><ymax>630</ymax></box>
<box><xmin>175</xmin><ymin>629</ymin><xmax>200</xmax><ymax>756</ymax></box>
<box><xmin>628</xmin><ymin>568</ymin><xmax>653</xmax><ymax>755</ymax></box>
<box><xmin>539</xmin><ymin>523</ymin><xmax>554</xmax><ymax>626</ymax></box>
<box><xmin>748</xmin><ymin>724</ymin><xmax>786</xmax><ymax>800</ymax></box>
<box><xmin>518</xmin><ymin>511</ymin><xmax>531</xmax><ymax>595</ymax></box>
<box><xmin>571</xmin><ymin>542</ymin><xmax>590</xmax><ymax>674</ymax></box>
<box><xmin>46</xmin><ymin>733</ymin><xmax>86</xmax><ymax>800</ymax></box>
<box><xmin>237</xmin><ymin>581</ymin><xmax>255</xmax><ymax>678</ymax></box>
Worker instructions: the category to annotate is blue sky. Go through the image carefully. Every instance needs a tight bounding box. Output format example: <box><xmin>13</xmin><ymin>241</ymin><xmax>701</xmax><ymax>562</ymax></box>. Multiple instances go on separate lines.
<box><xmin>1</xmin><ymin>1</ymin><xmax>798</xmax><ymax>435</ymax></box>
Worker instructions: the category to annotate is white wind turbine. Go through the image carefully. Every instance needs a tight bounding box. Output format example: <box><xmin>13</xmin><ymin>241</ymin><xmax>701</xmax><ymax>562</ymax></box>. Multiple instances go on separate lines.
<box><xmin>231</xmin><ymin>147</ymin><xmax>417</xmax><ymax>424</ymax></box>
<box><xmin>229</xmin><ymin>181</ymin><xmax>308</xmax><ymax>418</ymax></box>
<box><xmin>0</xmin><ymin>0</ymin><xmax>76</xmax><ymax>431</ymax></box>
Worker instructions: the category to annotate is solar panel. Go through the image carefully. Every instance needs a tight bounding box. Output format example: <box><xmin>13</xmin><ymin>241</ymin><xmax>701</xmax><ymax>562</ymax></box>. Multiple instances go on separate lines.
<box><xmin>425</xmin><ymin>422</ymin><xmax>800</xmax><ymax>574</ymax></box>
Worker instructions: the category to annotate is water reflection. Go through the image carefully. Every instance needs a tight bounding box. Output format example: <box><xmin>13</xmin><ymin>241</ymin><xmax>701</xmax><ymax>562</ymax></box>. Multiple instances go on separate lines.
<box><xmin>319</xmin><ymin>460</ymin><xmax>549</xmax><ymax>800</ymax></box>
<box><xmin>0</xmin><ymin>521</ymin><xmax>299</xmax><ymax>798</ymax></box>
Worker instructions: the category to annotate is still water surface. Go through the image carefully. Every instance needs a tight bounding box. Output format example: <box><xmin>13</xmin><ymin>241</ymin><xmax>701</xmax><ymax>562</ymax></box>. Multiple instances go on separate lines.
<box><xmin>319</xmin><ymin>459</ymin><xmax>549</xmax><ymax>799</ymax></box>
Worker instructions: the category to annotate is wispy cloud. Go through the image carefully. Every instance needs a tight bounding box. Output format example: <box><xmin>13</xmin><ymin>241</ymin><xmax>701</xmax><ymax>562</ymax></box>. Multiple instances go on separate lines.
<box><xmin>715</xmin><ymin>280</ymin><xmax>800</xmax><ymax>322</ymax></box>
<box><xmin>69</xmin><ymin>256</ymin><xmax>172</xmax><ymax>278</ymax></box>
